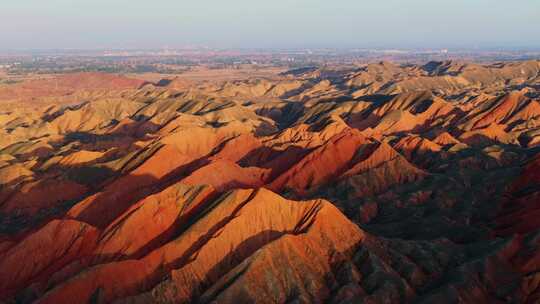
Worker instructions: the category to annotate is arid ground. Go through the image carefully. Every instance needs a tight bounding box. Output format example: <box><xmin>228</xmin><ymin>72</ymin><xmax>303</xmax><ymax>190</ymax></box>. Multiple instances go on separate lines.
<box><xmin>0</xmin><ymin>60</ymin><xmax>540</xmax><ymax>303</ymax></box>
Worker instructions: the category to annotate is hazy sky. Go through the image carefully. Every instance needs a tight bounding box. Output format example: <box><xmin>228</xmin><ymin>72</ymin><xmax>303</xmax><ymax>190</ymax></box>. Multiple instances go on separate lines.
<box><xmin>1</xmin><ymin>0</ymin><xmax>539</xmax><ymax>49</ymax></box>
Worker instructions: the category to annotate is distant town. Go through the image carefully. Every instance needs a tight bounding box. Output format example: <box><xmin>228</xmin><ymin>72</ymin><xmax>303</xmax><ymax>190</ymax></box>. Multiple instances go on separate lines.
<box><xmin>1</xmin><ymin>47</ymin><xmax>539</xmax><ymax>77</ymax></box>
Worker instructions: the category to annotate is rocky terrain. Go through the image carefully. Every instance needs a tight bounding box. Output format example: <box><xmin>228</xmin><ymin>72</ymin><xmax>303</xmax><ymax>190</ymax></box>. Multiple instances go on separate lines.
<box><xmin>0</xmin><ymin>60</ymin><xmax>539</xmax><ymax>303</ymax></box>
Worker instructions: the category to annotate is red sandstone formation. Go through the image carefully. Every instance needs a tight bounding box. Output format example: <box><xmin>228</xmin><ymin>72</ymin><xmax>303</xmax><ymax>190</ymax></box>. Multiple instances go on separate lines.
<box><xmin>0</xmin><ymin>61</ymin><xmax>539</xmax><ymax>303</ymax></box>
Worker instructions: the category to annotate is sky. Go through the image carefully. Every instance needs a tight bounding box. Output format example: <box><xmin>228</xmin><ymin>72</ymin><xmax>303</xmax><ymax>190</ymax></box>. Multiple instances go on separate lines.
<box><xmin>1</xmin><ymin>0</ymin><xmax>539</xmax><ymax>50</ymax></box>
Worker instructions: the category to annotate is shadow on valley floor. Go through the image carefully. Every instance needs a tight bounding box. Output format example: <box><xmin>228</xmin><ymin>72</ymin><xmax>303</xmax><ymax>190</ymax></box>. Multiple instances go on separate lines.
<box><xmin>0</xmin><ymin>165</ymin><xmax>118</xmax><ymax>236</ymax></box>
<box><xmin>238</xmin><ymin>145</ymin><xmax>312</xmax><ymax>181</ymax></box>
